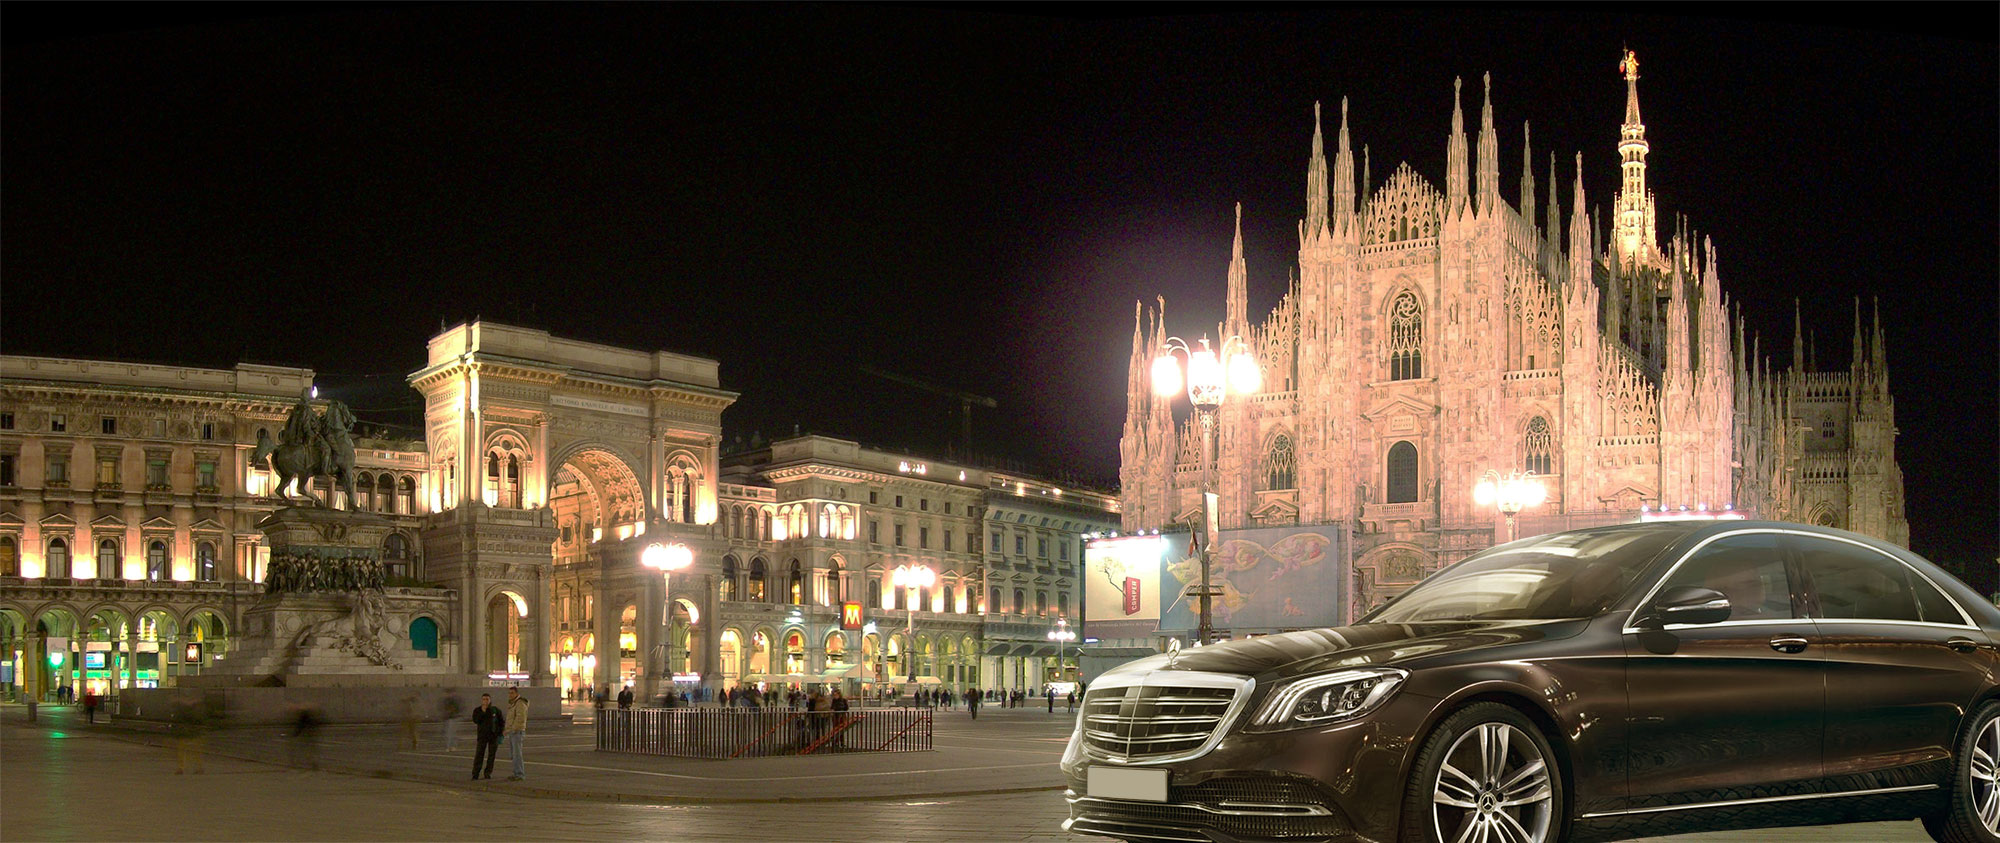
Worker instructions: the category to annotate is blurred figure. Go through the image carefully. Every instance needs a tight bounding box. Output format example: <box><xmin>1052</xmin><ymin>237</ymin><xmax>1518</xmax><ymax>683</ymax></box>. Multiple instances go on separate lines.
<box><xmin>173</xmin><ymin>698</ymin><xmax>208</xmax><ymax>774</ymax></box>
<box><xmin>440</xmin><ymin>692</ymin><xmax>464</xmax><ymax>752</ymax></box>
<box><xmin>82</xmin><ymin>690</ymin><xmax>99</xmax><ymax>724</ymax></box>
<box><xmin>401</xmin><ymin>693</ymin><xmax>421</xmax><ymax>750</ymax></box>
<box><xmin>290</xmin><ymin>706</ymin><xmax>323</xmax><ymax>771</ymax></box>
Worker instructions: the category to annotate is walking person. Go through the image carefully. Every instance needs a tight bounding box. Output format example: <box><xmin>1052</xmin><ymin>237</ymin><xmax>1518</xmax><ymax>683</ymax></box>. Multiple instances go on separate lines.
<box><xmin>471</xmin><ymin>693</ymin><xmax>503</xmax><ymax>780</ymax></box>
<box><xmin>1067</xmin><ymin>689</ymin><xmax>1077</xmax><ymax>713</ymax></box>
<box><xmin>82</xmin><ymin>690</ymin><xmax>99</xmax><ymax>724</ymax></box>
<box><xmin>967</xmin><ymin>690</ymin><xmax>979</xmax><ymax>720</ymax></box>
<box><xmin>1047</xmin><ymin>686</ymin><xmax>1056</xmax><ymax>713</ymax></box>
<box><xmin>441</xmin><ymin>692</ymin><xmax>464</xmax><ymax>752</ymax></box>
<box><xmin>504</xmin><ymin>686</ymin><xmax>529</xmax><ymax>780</ymax></box>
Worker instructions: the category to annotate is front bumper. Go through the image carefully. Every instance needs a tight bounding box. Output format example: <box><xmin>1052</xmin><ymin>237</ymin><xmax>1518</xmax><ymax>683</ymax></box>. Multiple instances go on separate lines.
<box><xmin>1059</xmin><ymin>692</ymin><xmax>1434</xmax><ymax>843</ymax></box>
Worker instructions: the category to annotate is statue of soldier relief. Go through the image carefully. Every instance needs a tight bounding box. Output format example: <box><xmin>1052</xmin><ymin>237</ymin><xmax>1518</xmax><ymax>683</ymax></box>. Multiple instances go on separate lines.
<box><xmin>252</xmin><ymin>386</ymin><xmax>360</xmax><ymax>508</ymax></box>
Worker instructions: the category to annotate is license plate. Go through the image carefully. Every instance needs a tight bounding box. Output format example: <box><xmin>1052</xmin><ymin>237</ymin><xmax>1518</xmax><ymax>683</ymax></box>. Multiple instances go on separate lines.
<box><xmin>1088</xmin><ymin>765</ymin><xmax>1168</xmax><ymax>802</ymax></box>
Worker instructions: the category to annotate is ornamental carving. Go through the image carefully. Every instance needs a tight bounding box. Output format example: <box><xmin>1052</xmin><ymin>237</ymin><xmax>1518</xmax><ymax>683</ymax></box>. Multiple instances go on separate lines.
<box><xmin>1364</xmin><ymin>164</ymin><xmax>1442</xmax><ymax>246</ymax></box>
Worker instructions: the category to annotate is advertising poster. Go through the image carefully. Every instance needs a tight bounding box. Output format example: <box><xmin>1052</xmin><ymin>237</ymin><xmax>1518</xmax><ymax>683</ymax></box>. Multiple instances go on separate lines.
<box><xmin>1159</xmin><ymin>525</ymin><xmax>1346</xmax><ymax>635</ymax></box>
<box><xmin>1084</xmin><ymin>534</ymin><xmax>1187</xmax><ymax>640</ymax></box>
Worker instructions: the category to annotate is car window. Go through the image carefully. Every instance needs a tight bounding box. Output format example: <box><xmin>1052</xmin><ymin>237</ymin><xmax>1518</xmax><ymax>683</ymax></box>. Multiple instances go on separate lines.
<box><xmin>1793</xmin><ymin>535</ymin><xmax>1957</xmax><ymax>624</ymax></box>
<box><xmin>1656</xmin><ymin>533</ymin><xmax>1793</xmax><ymax>621</ymax></box>
<box><xmin>1366</xmin><ymin>524</ymin><xmax>1685</xmax><ymax>623</ymax></box>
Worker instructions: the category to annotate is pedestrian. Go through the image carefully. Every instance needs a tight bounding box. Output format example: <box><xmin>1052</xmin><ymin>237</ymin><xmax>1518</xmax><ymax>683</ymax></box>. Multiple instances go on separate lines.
<box><xmin>617</xmin><ymin>685</ymin><xmax>634</xmax><ymax>710</ymax></box>
<box><xmin>504</xmin><ymin>686</ymin><xmax>529</xmax><ymax>780</ymax></box>
<box><xmin>471</xmin><ymin>692</ymin><xmax>503</xmax><ymax>780</ymax></box>
<box><xmin>967</xmin><ymin>690</ymin><xmax>979</xmax><ymax>720</ymax></box>
<box><xmin>82</xmin><ymin>690</ymin><xmax>99</xmax><ymax>724</ymax></box>
<box><xmin>595</xmin><ymin>685</ymin><xmax>609</xmax><ymax>712</ymax></box>
<box><xmin>441</xmin><ymin>692</ymin><xmax>464</xmax><ymax>752</ymax></box>
<box><xmin>173</xmin><ymin>699</ymin><xmax>208</xmax><ymax>774</ymax></box>
<box><xmin>402</xmin><ymin>693</ymin><xmax>422</xmax><ymax>749</ymax></box>
<box><xmin>1047</xmin><ymin>687</ymin><xmax>1056</xmax><ymax>713</ymax></box>
<box><xmin>1067</xmin><ymin>689</ymin><xmax>1077</xmax><ymax>713</ymax></box>
<box><xmin>291</xmin><ymin>706</ymin><xmax>323</xmax><ymax>771</ymax></box>
<box><xmin>830</xmin><ymin>689</ymin><xmax>850</xmax><ymax>746</ymax></box>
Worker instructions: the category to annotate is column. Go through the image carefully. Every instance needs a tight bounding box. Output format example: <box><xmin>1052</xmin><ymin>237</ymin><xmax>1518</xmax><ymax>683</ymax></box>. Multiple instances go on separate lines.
<box><xmin>125</xmin><ymin>628</ymin><xmax>140</xmax><ymax>692</ymax></box>
<box><xmin>595</xmin><ymin>579</ymin><xmax>617</xmax><ymax>697</ymax></box>
<box><xmin>639</xmin><ymin>570</ymin><xmax>664</xmax><ymax>700</ymax></box>
<box><xmin>464</xmin><ymin>576</ymin><xmax>486</xmax><ymax>678</ymax></box>
<box><xmin>697</xmin><ymin>572</ymin><xmax>721</xmax><ymax>693</ymax></box>
<box><xmin>529</xmin><ymin>574</ymin><xmax>552</xmax><ymax>685</ymax></box>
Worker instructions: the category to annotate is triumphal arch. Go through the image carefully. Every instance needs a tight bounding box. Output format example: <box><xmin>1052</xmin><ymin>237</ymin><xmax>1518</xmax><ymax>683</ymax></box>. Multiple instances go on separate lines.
<box><xmin>409</xmin><ymin>322</ymin><xmax>735</xmax><ymax>696</ymax></box>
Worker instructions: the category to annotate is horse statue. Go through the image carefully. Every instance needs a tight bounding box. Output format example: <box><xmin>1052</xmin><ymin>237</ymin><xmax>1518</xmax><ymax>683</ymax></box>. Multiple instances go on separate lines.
<box><xmin>252</xmin><ymin>390</ymin><xmax>360</xmax><ymax>508</ymax></box>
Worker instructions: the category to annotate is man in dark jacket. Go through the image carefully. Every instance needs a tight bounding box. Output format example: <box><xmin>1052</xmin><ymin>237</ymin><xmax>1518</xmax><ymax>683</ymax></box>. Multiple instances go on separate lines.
<box><xmin>616</xmin><ymin>686</ymin><xmax>634</xmax><ymax>709</ymax></box>
<box><xmin>470</xmin><ymin>693</ymin><xmax>504</xmax><ymax>780</ymax></box>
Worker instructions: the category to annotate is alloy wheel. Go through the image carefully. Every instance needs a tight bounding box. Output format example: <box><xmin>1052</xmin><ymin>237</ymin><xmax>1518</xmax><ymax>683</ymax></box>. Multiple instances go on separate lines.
<box><xmin>1431</xmin><ymin>721</ymin><xmax>1555</xmax><ymax>843</ymax></box>
<box><xmin>1973</xmin><ymin>716</ymin><xmax>2000</xmax><ymax>835</ymax></box>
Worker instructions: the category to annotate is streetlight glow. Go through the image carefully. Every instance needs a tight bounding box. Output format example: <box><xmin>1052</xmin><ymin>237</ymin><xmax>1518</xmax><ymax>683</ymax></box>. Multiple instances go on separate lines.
<box><xmin>1150</xmin><ymin>331</ymin><xmax>1258</xmax><ymax>646</ymax></box>
<box><xmin>1475</xmin><ymin>470</ymin><xmax>1546</xmax><ymax>543</ymax></box>
<box><xmin>642</xmin><ymin>541</ymin><xmax>694</xmax><ymax>689</ymax></box>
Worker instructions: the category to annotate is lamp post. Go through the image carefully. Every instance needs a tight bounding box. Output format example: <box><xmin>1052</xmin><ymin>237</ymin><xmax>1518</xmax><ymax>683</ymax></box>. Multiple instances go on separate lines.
<box><xmin>891</xmin><ymin>564</ymin><xmax>934</xmax><ymax>687</ymax></box>
<box><xmin>642</xmin><ymin>542</ymin><xmax>693</xmax><ymax>690</ymax></box>
<box><xmin>1047</xmin><ymin>617</ymin><xmax>1076</xmax><ymax>684</ymax></box>
<box><xmin>1473</xmin><ymin>470</ymin><xmax>1546</xmax><ymax>544</ymax></box>
<box><xmin>1152</xmin><ymin>333</ymin><xmax>1260</xmax><ymax>645</ymax></box>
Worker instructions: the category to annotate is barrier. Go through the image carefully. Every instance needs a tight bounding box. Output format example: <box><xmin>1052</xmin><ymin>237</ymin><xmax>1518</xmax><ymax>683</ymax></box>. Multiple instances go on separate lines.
<box><xmin>596</xmin><ymin>706</ymin><xmax>933</xmax><ymax>758</ymax></box>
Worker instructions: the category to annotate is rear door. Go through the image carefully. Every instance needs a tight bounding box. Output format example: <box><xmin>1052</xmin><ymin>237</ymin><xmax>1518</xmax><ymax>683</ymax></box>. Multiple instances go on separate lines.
<box><xmin>1792</xmin><ymin>533</ymin><xmax>1996</xmax><ymax>789</ymax></box>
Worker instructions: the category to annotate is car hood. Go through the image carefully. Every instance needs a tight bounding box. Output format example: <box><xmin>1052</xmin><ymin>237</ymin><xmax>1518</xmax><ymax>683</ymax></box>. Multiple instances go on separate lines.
<box><xmin>1104</xmin><ymin>620</ymin><xmax>1585</xmax><ymax>682</ymax></box>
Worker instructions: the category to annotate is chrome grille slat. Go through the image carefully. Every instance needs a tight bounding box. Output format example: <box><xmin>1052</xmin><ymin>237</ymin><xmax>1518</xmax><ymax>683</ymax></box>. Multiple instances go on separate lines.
<box><xmin>1079</xmin><ymin>678</ymin><xmax>1243</xmax><ymax>762</ymax></box>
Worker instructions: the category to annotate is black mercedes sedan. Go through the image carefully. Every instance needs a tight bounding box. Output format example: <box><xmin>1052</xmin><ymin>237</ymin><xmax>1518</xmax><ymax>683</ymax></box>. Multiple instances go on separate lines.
<box><xmin>1060</xmin><ymin>520</ymin><xmax>2000</xmax><ymax>843</ymax></box>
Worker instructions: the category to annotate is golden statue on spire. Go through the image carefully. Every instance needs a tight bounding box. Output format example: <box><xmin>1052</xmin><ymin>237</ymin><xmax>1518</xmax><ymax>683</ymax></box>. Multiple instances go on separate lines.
<box><xmin>1620</xmin><ymin>49</ymin><xmax>1639</xmax><ymax>82</ymax></box>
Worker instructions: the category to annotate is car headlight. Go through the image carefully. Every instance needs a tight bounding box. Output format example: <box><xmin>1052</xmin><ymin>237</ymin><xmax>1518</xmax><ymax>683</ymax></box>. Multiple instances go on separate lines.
<box><xmin>1248</xmin><ymin>668</ymin><xmax>1408</xmax><ymax>731</ymax></box>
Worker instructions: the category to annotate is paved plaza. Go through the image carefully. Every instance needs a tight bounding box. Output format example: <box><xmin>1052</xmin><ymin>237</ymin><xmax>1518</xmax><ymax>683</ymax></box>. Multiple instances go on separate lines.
<box><xmin>1</xmin><ymin>701</ymin><xmax>1936</xmax><ymax>842</ymax></box>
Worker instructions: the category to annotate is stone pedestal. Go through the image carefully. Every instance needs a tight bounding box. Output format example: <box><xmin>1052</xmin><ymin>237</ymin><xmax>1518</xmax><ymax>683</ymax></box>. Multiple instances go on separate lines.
<box><xmin>185</xmin><ymin>506</ymin><xmax>454</xmax><ymax>688</ymax></box>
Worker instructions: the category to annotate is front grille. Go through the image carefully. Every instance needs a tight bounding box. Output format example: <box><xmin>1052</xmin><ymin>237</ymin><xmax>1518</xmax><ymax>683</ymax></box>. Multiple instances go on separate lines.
<box><xmin>1066</xmin><ymin>774</ymin><xmax>1351</xmax><ymax>842</ymax></box>
<box><xmin>1082</xmin><ymin>683</ymin><xmax>1237</xmax><ymax>761</ymax></box>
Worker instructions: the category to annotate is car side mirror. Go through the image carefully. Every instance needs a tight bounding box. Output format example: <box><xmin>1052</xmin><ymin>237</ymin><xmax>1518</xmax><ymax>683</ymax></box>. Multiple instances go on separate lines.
<box><xmin>1647</xmin><ymin>586</ymin><xmax>1733</xmax><ymax>627</ymax></box>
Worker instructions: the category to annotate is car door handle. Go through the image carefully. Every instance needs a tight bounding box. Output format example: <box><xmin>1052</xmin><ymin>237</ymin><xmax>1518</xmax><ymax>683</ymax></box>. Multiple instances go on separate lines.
<box><xmin>1948</xmin><ymin>638</ymin><xmax>1982</xmax><ymax>653</ymax></box>
<box><xmin>1769</xmin><ymin>636</ymin><xmax>1810</xmax><ymax>654</ymax></box>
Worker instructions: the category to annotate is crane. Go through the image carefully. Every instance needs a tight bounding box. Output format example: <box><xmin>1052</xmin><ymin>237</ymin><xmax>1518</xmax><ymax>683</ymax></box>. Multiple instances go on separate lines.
<box><xmin>858</xmin><ymin>365</ymin><xmax>997</xmax><ymax>455</ymax></box>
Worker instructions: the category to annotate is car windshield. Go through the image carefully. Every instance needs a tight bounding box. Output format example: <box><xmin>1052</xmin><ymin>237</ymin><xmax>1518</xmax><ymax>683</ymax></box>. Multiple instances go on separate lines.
<box><xmin>1364</xmin><ymin>524</ymin><xmax>1688</xmax><ymax>623</ymax></box>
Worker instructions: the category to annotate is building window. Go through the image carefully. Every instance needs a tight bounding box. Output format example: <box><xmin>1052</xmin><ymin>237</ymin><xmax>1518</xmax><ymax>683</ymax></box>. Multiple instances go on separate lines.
<box><xmin>147</xmin><ymin>459</ymin><xmax>169</xmax><ymax>488</ymax></box>
<box><xmin>98</xmin><ymin>458</ymin><xmax>119</xmax><ymax>486</ymax></box>
<box><xmin>1015</xmin><ymin>535</ymin><xmax>1025</xmax><ymax>556</ymax></box>
<box><xmin>788</xmin><ymin>559</ymin><xmax>804</xmax><ymax>604</ymax></box>
<box><xmin>943</xmin><ymin>530</ymin><xmax>953</xmax><ymax>552</ymax></box>
<box><xmin>50</xmin><ymin>414</ymin><xmax>66</xmax><ymax>433</ymax></box>
<box><xmin>147</xmin><ymin>540</ymin><xmax>169</xmax><ymax>581</ymax></box>
<box><xmin>101</xmin><ymin>416</ymin><xmax>117</xmax><ymax>435</ymax></box>
<box><xmin>152</xmin><ymin>418</ymin><xmax>167</xmax><ymax>437</ymax></box>
<box><xmin>943</xmin><ymin>502</ymin><xmax>953</xmax><ymax>515</ymax></box>
<box><xmin>720</xmin><ymin>556</ymin><xmax>739</xmax><ymax>601</ymax></box>
<box><xmin>1059</xmin><ymin>540</ymin><xmax>1069</xmax><ymax>561</ymax></box>
<box><xmin>0</xmin><ymin>536</ymin><xmax>16</xmax><ymax>576</ymax></box>
<box><xmin>47</xmin><ymin>538</ymin><xmax>69</xmax><ymax>578</ymax></box>
<box><xmin>748</xmin><ymin>558</ymin><xmax>768</xmax><ymax>602</ymax></box>
<box><xmin>383</xmin><ymin>534</ymin><xmax>411</xmax><ymax>580</ymax></box>
<box><xmin>872</xmin><ymin>578</ymin><xmax>884</xmax><ymax>610</ymax></box>
<box><xmin>1386</xmin><ymin>441</ymin><xmax>1419</xmax><ymax>504</ymax></box>
<box><xmin>1262</xmin><ymin>434</ymin><xmax>1297</xmax><ymax>490</ymax></box>
<box><xmin>989</xmin><ymin>586</ymin><xmax>1001</xmax><ymax>614</ymax></box>
<box><xmin>0</xmin><ymin>454</ymin><xmax>14</xmax><ymax>486</ymax></box>
<box><xmin>1036</xmin><ymin>537</ymin><xmax>1047</xmax><ymax>558</ymax></box>
<box><xmin>197</xmin><ymin>541</ymin><xmax>218</xmax><ymax>582</ymax></box>
<box><xmin>1821</xmin><ymin>417</ymin><xmax>1836</xmax><ymax>439</ymax></box>
<box><xmin>920</xmin><ymin>499</ymin><xmax>929</xmax><ymax>511</ymax></box>
<box><xmin>0</xmin><ymin>412</ymin><xmax>12</xmax><ymax>429</ymax></box>
<box><xmin>824</xmin><ymin>563</ymin><xmax>842</xmax><ymax>603</ymax></box>
<box><xmin>991</xmin><ymin>532</ymin><xmax>1002</xmax><ymax>553</ymax></box>
<box><xmin>1037</xmin><ymin>590</ymin><xmax>1048</xmax><ymax>616</ymax></box>
<box><xmin>1388</xmin><ymin>291</ymin><xmax>1424</xmax><ymax>380</ymax></box>
<box><xmin>1524</xmin><ymin>417</ymin><xmax>1553</xmax><ymax>475</ymax></box>
<box><xmin>869</xmin><ymin>491</ymin><xmax>879</xmax><ymax>504</ymax></box>
<box><xmin>1013</xmin><ymin>588</ymin><xmax>1026</xmax><ymax>614</ymax></box>
<box><xmin>919</xmin><ymin>527</ymin><xmax>930</xmax><ymax>549</ymax></box>
<box><xmin>1059</xmin><ymin>593</ymin><xmax>1070</xmax><ymax>617</ymax></box>
<box><xmin>894</xmin><ymin>524</ymin><xmax>905</xmax><ymax>546</ymax></box>
<box><xmin>47</xmin><ymin>455</ymin><xmax>68</xmax><ymax>484</ymax></box>
<box><xmin>869</xmin><ymin>521</ymin><xmax>880</xmax><ymax>544</ymax></box>
<box><xmin>197</xmin><ymin>460</ymin><xmax>218</xmax><ymax>490</ymax></box>
<box><xmin>201</xmin><ymin>422</ymin><xmax>215</xmax><ymax>441</ymax></box>
<box><xmin>97</xmin><ymin>539</ymin><xmax>118</xmax><ymax>579</ymax></box>
<box><xmin>894</xmin><ymin>582</ymin><xmax>907</xmax><ymax>611</ymax></box>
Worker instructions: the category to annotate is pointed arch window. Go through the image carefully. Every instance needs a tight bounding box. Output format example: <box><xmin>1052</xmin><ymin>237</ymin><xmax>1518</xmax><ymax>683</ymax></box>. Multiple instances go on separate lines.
<box><xmin>748</xmin><ymin>558</ymin><xmax>768</xmax><ymax>602</ymax></box>
<box><xmin>824</xmin><ymin>561</ymin><xmax>842</xmax><ymax>605</ymax></box>
<box><xmin>720</xmin><ymin>556</ymin><xmax>739</xmax><ymax>601</ymax></box>
<box><xmin>787</xmin><ymin>559</ymin><xmax>804</xmax><ymax>605</ymax></box>
<box><xmin>1385</xmin><ymin>441</ymin><xmax>1419</xmax><ymax>504</ymax></box>
<box><xmin>1389</xmin><ymin>291</ymin><xmax>1424</xmax><ymax>380</ymax></box>
<box><xmin>1260</xmin><ymin>434</ymin><xmax>1297</xmax><ymax>491</ymax></box>
<box><xmin>1524</xmin><ymin>416</ymin><xmax>1553</xmax><ymax>476</ymax></box>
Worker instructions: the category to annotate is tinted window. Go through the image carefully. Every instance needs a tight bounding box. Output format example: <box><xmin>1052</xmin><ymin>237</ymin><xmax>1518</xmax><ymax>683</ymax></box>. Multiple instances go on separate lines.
<box><xmin>1367</xmin><ymin>524</ymin><xmax>1686</xmax><ymax>623</ymax></box>
<box><xmin>1795</xmin><ymin>535</ymin><xmax>1957</xmax><ymax>624</ymax></box>
<box><xmin>1655</xmin><ymin>532</ymin><xmax>1793</xmax><ymax>620</ymax></box>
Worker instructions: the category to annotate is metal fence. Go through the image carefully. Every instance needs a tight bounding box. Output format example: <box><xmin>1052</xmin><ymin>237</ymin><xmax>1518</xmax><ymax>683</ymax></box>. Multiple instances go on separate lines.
<box><xmin>596</xmin><ymin>707</ymin><xmax>934</xmax><ymax>758</ymax></box>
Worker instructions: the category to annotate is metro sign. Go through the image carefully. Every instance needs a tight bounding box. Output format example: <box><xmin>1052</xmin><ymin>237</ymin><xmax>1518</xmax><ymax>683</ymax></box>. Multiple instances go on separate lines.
<box><xmin>841</xmin><ymin>601</ymin><xmax>865</xmax><ymax>630</ymax></box>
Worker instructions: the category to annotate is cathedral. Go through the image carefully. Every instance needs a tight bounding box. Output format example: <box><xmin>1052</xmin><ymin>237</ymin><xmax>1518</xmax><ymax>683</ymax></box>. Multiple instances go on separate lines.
<box><xmin>1117</xmin><ymin>53</ymin><xmax>1908</xmax><ymax>620</ymax></box>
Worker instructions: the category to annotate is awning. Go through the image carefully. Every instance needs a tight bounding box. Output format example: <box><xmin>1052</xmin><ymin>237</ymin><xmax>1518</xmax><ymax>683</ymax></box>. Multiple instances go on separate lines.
<box><xmin>745</xmin><ymin>673</ymin><xmax>814</xmax><ymax>684</ymax></box>
<box><xmin>984</xmin><ymin>643</ymin><xmax>1014</xmax><ymax>657</ymax></box>
<box><xmin>818</xmin><ymin>663</ymin><xmax>865</xmax><ymax>680</ymax></box>
<box><xmin>1010</xmin><ymin>644</ymin><xmax>1038</xmax><ymax>656</ymax></box>
<box><xmin>909</xmin><ymin>675</ymin><xmax>943</xmax><ymax>686</ymax></box>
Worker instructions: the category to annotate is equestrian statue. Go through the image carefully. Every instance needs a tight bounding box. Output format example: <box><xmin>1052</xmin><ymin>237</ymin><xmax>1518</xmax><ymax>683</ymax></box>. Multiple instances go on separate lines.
<box><xmin>252</xmin><ymin>386</ymin><xmax>360</xmax><ymax>508</ymax></box>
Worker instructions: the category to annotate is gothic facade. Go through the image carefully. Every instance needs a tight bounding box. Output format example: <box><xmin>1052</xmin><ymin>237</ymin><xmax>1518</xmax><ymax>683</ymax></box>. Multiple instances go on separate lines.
<box><xmin>1118</xmin><ymin>55</ymin><xmax>1908</xmax><ymax>618</ymax></box>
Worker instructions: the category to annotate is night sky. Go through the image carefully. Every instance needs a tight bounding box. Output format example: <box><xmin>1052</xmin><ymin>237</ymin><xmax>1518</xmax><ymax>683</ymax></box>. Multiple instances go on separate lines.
<box><xmin>5</xmin><ymin>6</ymin><xmax>1994</xmax><ymax>580</ymax></box>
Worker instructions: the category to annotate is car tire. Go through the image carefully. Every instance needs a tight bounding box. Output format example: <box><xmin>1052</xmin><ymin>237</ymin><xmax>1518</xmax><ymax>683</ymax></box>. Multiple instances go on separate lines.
<box><xmin>1401</xmin><ymin>702</ymin><xmax>1567</xmax><ymax>843</ymax></box>
<box><xmin>1924</xmin><ymin>700</ymin><xmax>2000</xmax><ymax>843</ymax></box>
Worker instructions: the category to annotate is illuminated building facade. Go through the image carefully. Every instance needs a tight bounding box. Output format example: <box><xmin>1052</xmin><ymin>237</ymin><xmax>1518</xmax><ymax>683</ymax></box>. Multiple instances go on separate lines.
<box><xmin>0</xmin><ymin>356</ymin><xmax>433</xmax><ymax>700</ymax></box>
<box><xmin>1118</xmin><ymin>54</ymin><xmax>1908</xmax><ymax>617</ymax></box>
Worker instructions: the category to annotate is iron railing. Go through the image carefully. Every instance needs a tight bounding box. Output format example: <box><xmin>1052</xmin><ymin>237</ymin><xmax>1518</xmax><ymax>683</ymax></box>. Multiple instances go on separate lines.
<box><xmin>596</xmin><ymin>707</ymin><xmax>933</xmax><ymax>758</ymax></box>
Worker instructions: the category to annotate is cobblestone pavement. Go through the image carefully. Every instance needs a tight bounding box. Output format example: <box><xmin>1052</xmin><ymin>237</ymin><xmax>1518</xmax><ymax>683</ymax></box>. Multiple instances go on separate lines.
<box><xmin>1</xmin><ymin>703</ymin><xmax>1933</xmax><ymax>842</ymax></box>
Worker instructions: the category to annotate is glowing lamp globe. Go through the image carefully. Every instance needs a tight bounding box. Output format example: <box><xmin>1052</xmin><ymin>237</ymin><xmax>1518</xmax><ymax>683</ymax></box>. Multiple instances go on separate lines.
<box><xmin>1186</xmin><ymin>345</ymin><xmax>1224</xmax><ymax>407</ymax></box>
<box><xmin>1227</xmin><ymin>352</ymin><xmax>1261</xmax><ymax>395</ymax></box>
<box><xmin>1524</xmin><ymin>478</ymin><xmax>1547</xmax><ymax>506</ymax></box>
<box><xmin>643</xmin><ymin>541</ymin><xmax>693</xmax><ymax>572</ymax></box>
<box><xmin>1474</xmin><ymin>479</ymin><xmax>1497</xmax><ymax>507</ymax></box>
<box><xmin>1151</xmin><ymin>355</ymin><xmax>1183</xmax><ymax>398</ymax></box>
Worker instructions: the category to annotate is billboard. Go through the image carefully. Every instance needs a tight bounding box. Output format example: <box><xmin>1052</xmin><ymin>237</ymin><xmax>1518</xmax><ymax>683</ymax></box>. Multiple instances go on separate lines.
<box><xmin>1160</xmin><ymin>525</ymin><xmax>1346</xmax><ymax>635</ymax></box>
<box><xmin>1084</xmin><ymin>534</ymin><xmax>1187</xmax><ymax>640</ymax></box>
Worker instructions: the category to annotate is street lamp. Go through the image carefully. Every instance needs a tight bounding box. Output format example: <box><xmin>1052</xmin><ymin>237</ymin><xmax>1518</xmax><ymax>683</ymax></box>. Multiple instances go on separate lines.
<box><xmin>1153</xmin><ymin>333</ymin><xmax>1259</xmax><ymax>645</ymax></box>
<box><xmin>890</xmin><ymin>564</ymin><xmax>934</xmax><ymax>685</ymax></box>
<box><xmin>1473</xmin><ymin>470</ymin><xmax>1546</xmax><ymax>544</ymax></box>
<box><xmin>642</xmin><ymin>541</ymin><xmax>693</xmax><ymax>684</ymax></box>
<box><xmin>1047</xmin><ymin>617</ymin><xmax>1076</xmax><ymax>684</ymax></box>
